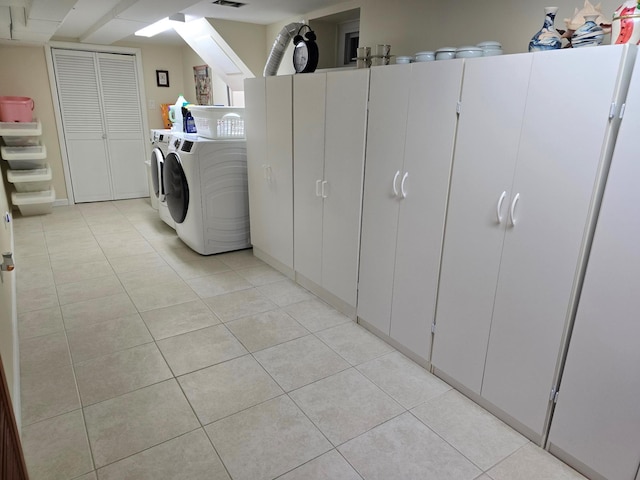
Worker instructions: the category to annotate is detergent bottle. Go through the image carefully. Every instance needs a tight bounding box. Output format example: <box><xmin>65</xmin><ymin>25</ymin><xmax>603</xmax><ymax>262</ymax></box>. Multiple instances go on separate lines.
<box><xmin>169</xmin><ymin>94</ymin><xmax>187</xmax><ymax>132</ymax></box>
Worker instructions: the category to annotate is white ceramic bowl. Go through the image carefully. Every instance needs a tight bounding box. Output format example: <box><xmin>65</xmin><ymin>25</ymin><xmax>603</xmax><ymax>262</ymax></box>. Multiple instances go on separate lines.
<box><xmin>476</xmin><ymin>40</ymin><xmax>502</xmax><ymax>49</ymax></box>
<box><xmin>482</xmin><ymin>48</ymin><xmax>503</xmax><ymax>56</ymax></box>
<box><xmin>396</xmin><ymin>56</ymin><xmax>413</xmax><ymax>64</ymax></box>
<box><xmin>435</xmin><ymin>47</ymin><xmax>456</xmax><ymax>60</ymax></box>
<box><xmin>455</xmin><ymin>46</ymin><xmax>483</xmax><ymax>58</ymax></box>
<box><xmin>414</xmin><ymin>51</ymin><xmax>435</xmax><ymax>62</ymax></box>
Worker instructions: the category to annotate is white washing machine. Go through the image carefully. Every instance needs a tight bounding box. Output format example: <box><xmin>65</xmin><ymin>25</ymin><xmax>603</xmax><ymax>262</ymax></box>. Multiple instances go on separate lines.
<box><xmin>163</xmin><ymin>134</ymin><xmax>250</xmax><ymax>255</ymax></box>
<box><xmin>149</xmin><ymin>129</ymin><xmax>175</xmax><ymax>229</ymax></box>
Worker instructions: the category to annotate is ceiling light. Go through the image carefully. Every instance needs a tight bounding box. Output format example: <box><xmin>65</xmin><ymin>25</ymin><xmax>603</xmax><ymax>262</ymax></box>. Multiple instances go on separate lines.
<box><xmin>135</xmin><ymin>13</ymin><xmax>186</xmax><ymax>37</ymax></box>
<box><xmin>212</xmin><ymin>0</ymin><xmax>247</xmax><ymax>8</ymax></box>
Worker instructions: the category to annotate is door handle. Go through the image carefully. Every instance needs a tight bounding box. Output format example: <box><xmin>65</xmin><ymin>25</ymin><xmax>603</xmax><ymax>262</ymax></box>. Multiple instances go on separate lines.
<box><xmin>509</xmin><ymin>193</ymin><xmax>520</xmax><ymax>226</ymax></box>
<box><xmin>266</xmin><ymin>165</ymin><xmax>273</xmax><ymax>183</ymax></box>
<box><xmin>321</xmin><ymin>180</ymin><xmax>328</xmax><ymax>198</ymax></box>
<box><xmin>392</xmin><ymin>170</ymin><xmax>401</xmax><ymax>197</ymax></box>
<box><xmin>315</xmin><ymin>180</ymin><xmax>322</xmax><ymax>197</ymax></box>
<box><xmin>400</xmin><ymin>172</ymin><xmax>408</xmax><ymax>198</ymax></box>
<box><xmin>496</xmin><ymin>191</ymin><xmax>507</xmax><ymax>224</ymax></box>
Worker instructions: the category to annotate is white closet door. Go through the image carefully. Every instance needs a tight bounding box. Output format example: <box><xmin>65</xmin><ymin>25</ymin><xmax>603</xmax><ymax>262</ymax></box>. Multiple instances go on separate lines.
<box><xmin>357</xmin><ymin>65</ymin><xmax>411</xmax><ymax>335</ymax></box>
<box><xmin>322</xmin><ymin>69</ymin><xmax>369</xmax><ymax>307</ymax></box>
<box><xmin>431</xmin><ymin>54</ymin><xmax>533</xmax><ymax>394</ymax></box>
<box><xmin>98</xmin><ymin>54</ymin><xmax>148</xmax><ymax>199</ymax></box>
<box><xmin>389</xmin><ymin>60</ymin><xmax>463</xmax><ymax>361</ymax></box>
<box><xmin>52</xmin><ymin>49</ymin><xmax>111</xmax><ymax>202</ymax></box>
<box><xmin>293</xmin><ymin>73</ymin><xmax>326</xmax><ymax>286</ymax></box>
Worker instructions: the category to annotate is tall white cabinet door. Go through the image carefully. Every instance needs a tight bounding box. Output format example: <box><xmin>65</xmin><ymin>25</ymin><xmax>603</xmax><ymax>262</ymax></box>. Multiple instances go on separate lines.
<box><xmin>389</xmin><ymin>60</ymin><xmax>463</xmax><ymax>361</ymax></box>
<box><xmin>547</xmin><ymin>54</ymin><xmax>640</xmax><ymax>480</ymax></box>
<box><xmin>357</xmin><ymin>65</ymin><xmax>411</xmax><ymax>335</ymax></box>
<box><xmin>322</xmin><ymin>69</ymin><xmax>369</xmax><ymax>306</ymax></box>
<box><xmin>265</xmin><ymin>76</ymin><xmax>294</xmax><ymax>269</ymax></box>
<box><xmin>52</xmin><ymin>49</ymin><xmax>111</xmax><ymax>202</ymax></box>
<box><xmin>98</xmin><ymin>54</ymin><xmax>147</xmax><ymax>200</ymax></box>
<box><xmin>431</xmin><ymin>54</ymin><xmax>533</xmax><ymax>394</ymax></box>
<box><xmin>481</xmin><ymin>46</ymin><xmax>631</xmax><ymax>436</ymax></box>
<box><xmin>244</xmin><ymin>77</ymin><xmax>268</xmax><ymax>252</ymax></box>
<box><xmin>293</xmin><ymin>73</ymin><xmax>326</xmax><ymax>285</ymax></box>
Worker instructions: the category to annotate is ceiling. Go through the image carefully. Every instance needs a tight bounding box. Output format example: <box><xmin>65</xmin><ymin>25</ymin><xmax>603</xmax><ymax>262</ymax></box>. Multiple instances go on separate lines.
<box><xmin>0</xmin><ymin>0</ymin><xmax>351</xmax><ymax>45</ymax></box>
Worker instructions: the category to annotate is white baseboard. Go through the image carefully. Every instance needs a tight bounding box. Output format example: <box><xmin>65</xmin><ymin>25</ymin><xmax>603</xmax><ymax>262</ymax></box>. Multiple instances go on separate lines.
<box><xmin>53</xmin><ymin>198</ymin><xmax>70</xmax><ymax>206</ymax></box>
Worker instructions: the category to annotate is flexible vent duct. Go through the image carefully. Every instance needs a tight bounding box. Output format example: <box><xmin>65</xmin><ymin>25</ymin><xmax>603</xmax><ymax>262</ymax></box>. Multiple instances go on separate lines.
<box><xmin>263</xmin><ymin>21</ymin><xmax>304</xmax><ymax>76</ymax></box>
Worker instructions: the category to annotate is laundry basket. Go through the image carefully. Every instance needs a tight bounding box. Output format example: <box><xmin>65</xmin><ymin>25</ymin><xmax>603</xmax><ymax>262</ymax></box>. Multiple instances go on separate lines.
<box><xmin>189</xmin><ymin>106</ymin><xmax>245</xmax><ymax>139</ymax></box>
<box><xmin>0</xmin><ymin>96</ymin><xmax>34</xmax><ymax>122</ymax></box>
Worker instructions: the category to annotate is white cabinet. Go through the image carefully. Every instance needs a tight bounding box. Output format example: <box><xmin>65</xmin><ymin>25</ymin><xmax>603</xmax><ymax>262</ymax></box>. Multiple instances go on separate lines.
<box><xmin>547</xmin><ymin>51</ymin><xmax>640</xmax><ymax>480</ymax></box>
<box><xmin>358</xmin><ymin>60</ymin><xmax>463</xmax><ymax>363</ymax></box>
<box><xmin>51</xmin><ymin>49</ymin><xmax>147</xmax><ymax>203</ymax></box>
<box><xmin>432</xmin><ymin>45</ymin><xmax>635</xmax><ymax>440</ymax></box>
<box><xmin>293</xmin><ymin>69</ymin><xmax>369</xmax><ymax>312</ymax></box>
<box><xmin>245</xmin><ymin>75</ymin><xmax>294</xmax><ymax>274</ymax></box>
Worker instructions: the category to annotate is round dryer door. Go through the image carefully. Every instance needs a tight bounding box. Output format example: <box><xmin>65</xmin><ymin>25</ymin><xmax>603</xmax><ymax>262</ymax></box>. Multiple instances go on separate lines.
<box><xmin>163</xmin><ymin>152</ymin><xmax>189</xmax><ymax>224</ymax></box>
<box><xmin>150</xmin><ymin>147</ymin><xmax>163</xmax><ymax>200</ymax></box>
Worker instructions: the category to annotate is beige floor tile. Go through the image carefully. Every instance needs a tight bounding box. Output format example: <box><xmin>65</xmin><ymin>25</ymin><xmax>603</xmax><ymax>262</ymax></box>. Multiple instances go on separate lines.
<box><xmin>154</xmin><ymin>243</ymin><xmax>205</xmax><ymax>264</ymax></box>
<box><xmin>205</xmin><ymin>395</ymin><xmax>331</xmax><ymax>480</ymax></box>
<box><xmin>13</xmin><ymin>215</ymin><xmax>43</xmax><ymax>234</ymax></box>
<box><xmin>15</xmin><ymin>233</ymin><xmax>48</xmax><ymax>257</ymax></box>
<box><xmin>126</xmin><ymin>278</ymin><xmax>198</xmax><ymax>312</ymax></box>
<box><xmin>141</xmin><ymin>299</ymin><xmax>220</xmax><ymax>340</ymax></box>
<box><xmin>225</xmin><ymin>310</ymin><xmax>309</xmax><ymax>353</ymax></box>
<box><xmin>57</xmin><ymin>275</ymin><xmax>125</xmax><ymax>306</ymax></box>
<box><xmin>84</xmin><ymin>379</ymin><xmax>199</xmax><ymax>468</ymax></box>
<box><xmin>169</xmin><ymin>257</ymin><xmax>231</xmax><ymax>280</ymax></box>
<box><xmin>61</xmin><ymin>293</ymin><xmax>138</xmax><ymax>330</ymax></box>
<box><xmin>339</xmin><ymin>412</ymin><xmax>481</xmax><ymax>480</ymax></box>
<box><xmin>357</xmin><ymin>351</ymin><xmax>451</xmax><ymax>409</ymax></box>
<box><xmin>52</xmin><ymin>260</ymin><xmax>115</xmax><ymax>285</ymax></box>
<box><xmin>75</xmin><ymin>471</ymin><xmax>97</xmax><ymax>480</ymax></box>
<box><xmin>47</xmin><ymin>236</ymin><xmax>100</xmax><ymax>255</ymax></box>
<box><xmin>316</xmin><ymin>322</ymin><xmax>394</xmax><ymax>366</ymax></box>
<box><xmin>22</xmin><ymin>410</ymin><xmax>93</xmax><ymax>480</ymax></box>
<box><xmin>157</xmin><ymin>324</ymin><xmax>247</xmax><ymax>376</ymax></box>
<box><xmin>107</xmin><ymin>252</ymin><xmax>168</xmax><ymax>274</ymax></box>
<box><xmin>178</xmin><ymin>354</ymin><xmax>283</xmax><ymax>425</ymax></box>
<box><xmin>278</xmin><ymin>449</ymin><xmax>362</xmax><ymax>480</ymax></box>
<box><xmin>75</xmin><ymin>343</ymin><xmax>172</xmax><ymax>406</ymax></box>
<box><xmin>257</xmin><ymin>279</ymin><xmax>315</xmax><ymax>307</ymax></box>
<box><xmin>117</xmin><ymin>265</ymin><xmax>181</xmax><ymax>291</ymax></box>
<box><xmin>49</xmin><ymin>247</ymin><xmax>108</xmax><ymax>268</ymax></box>
<box><xmin>44</xmin><ymin>226</ymin><xmax>93</xmax><ymax>243</ymax></box>
<box><xmin>94</xmin><ymin>231</ymin><xmax>148</xmax><ymax>249</ymax></box>
<box><xmin>17</xmin><ymin>284</ymin><xmax>59</xmax><ymax>313</ymax></box>
<box><xmin>16</xmin><ymin>264</ymin><xmax>55</xmax><ymax>290</ymax></box>
<box><xmin>487</xmin><ymin>443</ymin><xmax>587</xmax><ymax>480</ymax></box>
<box><xmin>96</xmin><ymin>429</ymin><xmax>230</xmax><ymax>480</ymax></box>
<box><xmin>83</xmin><ymin>214</ymin><xmax>130</xmax><ymax>227</ymax></box>
<box><xmin>412</xmin><ymin>390</ymin><xmax>529</xmax><ymax>470</ymax></box>
<box><xmin>19</xmin><ymin>332</ymin><xmax>70</xmax><ymax>373</ymax></box>
<box><xmin>284</xmin><ymin>298</ymin><xmax>351</xmax><ymax>332</ymax></box>
<box><xmin>289</xmin><ymin>368</ymin><xmax>404</xmax><ymax>446</ymax></box>
<box><xmin>217</xmin><ymin>249</ymin><xmax>264</xmax><ymax>269</ymax></box>
<box><xmin>16</xmin><ymin>253</ymin><xmax>50</xmax><ymax>269</ymax></box>
<box><xmin>202</xmin><ymin>288</ymin><xmax>277</xmax><ymax>322</ymax></box>
<box><xmin>67</xmin><ymin>314</ymin><xmax>153</xmax><ymax>363</ymax></box>
<box><xmin>101</xmin><ymin>240</ymin><xmax>156</xmax><ymax>259</ymax></box>
<box><xmin>254</xmin><ymin>335</ymin><xmax>350</xmax><ymax>392</ymax></box>
<box><xmin>18</xmin><ymin>306</ymin><xmax>64</xmax><ymax>340</ymax></box>
<box><xmin>235</xmin><ymin>264</ymin><xmax>287</xmax><ymax>286</ymax></box>
<box><xmin>21</xmin><ymin>363</ymin><xmax>80</xmax><ymax>425</ymax></box>
<box><xmin>42</xmin><ymin>218</ymin><xmax>88</xmax><ymax>234</ymax></box>
<box><xmin>186</xmin><ymin>270</ymin><xmax>252</xmax><ymax>298</ymax></box>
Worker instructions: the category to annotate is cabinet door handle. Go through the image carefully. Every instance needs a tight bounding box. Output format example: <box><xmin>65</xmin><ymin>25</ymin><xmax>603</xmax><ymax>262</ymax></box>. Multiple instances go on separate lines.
<box><xmin>392</xmin><ymin>170</ymin><xmax>401</xmax><ymax>197</ymax></box>
<box><xmin>400</xmin><ymin>172</ymin><xmax>409</xmax><ymax>198</ymax></box>
<box><xmin>315</xmin><ymin>180</ymin><xmax>322</xmax><ymax>197</ymax></box>
<box><xmin>262</xmin><ymin>164</ymin><xmax>268</xmax><ymax>180</ymax></box>
<box><xmin>267</xmin><ymin>165</ymin><xmax>273</xmax><ymax>183</ymax></box>
<box><xmin>509</xmin><ymin>193</ymin><xmax>520</xmax><ymax>226</ymax></box>
<box><xmin>496</xmin><ymin>191</ymin><xmax>507</xmax><ymax>224</ymax></box>
<box><xmin>321</xmin><ymin>180</ymin><xmax>328</xmax><ymax>198</ymax></box>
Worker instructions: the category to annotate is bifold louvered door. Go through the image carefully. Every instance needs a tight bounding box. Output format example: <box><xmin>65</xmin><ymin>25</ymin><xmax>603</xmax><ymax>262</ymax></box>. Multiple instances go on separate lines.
<box><xmin>52</xmin><ymin>49</ymin><xmax>147</xmax><ymax>203</ymax></box>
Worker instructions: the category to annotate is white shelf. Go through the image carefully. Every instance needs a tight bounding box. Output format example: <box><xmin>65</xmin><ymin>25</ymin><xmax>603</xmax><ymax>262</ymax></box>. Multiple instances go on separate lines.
<box><xmin>0</xmin><ymin>119</ymin><xmax>42</xmax><ymax>136</ymax></box>
<box><xmin>1</xmin><ymin>144</ymin><xmax>46</xmax><ymax>160</ymax></box>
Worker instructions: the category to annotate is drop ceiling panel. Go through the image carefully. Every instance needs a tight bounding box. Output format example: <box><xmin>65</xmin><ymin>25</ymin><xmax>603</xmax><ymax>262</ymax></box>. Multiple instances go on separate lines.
<box><xmin>28</xmin><ymin>0</ymin><xmax>77</xmax><ymax>22</ymax></box>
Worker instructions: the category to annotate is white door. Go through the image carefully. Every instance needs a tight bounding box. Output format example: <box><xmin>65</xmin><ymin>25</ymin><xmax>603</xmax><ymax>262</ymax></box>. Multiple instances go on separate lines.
<box><xmin>357</xmin><ymin>65</ymin><xmax>411</xmax><ymax>334</ymax></box>
<box><xmin>431</xmin><ymin>54</ymin><xmax>533</xmax><ymax>394</ymax></box>
<box><xmin>389</xmin><ymin>59</ymin><xmax>463</xmax><ymax>362</ymax></box>
<box><xmin>547</xmin><ymin>51</ymin><xmax>640</xmax><ymax>480</ymax></box>
<box><xmin>293</xmin><ymin>73</ymin><xmax>326</xmax><ymax>286</ymax></box>
<box><xmin>482</xmin><ymin>45</ymin><xmax>632</xmax><ymax>438</ymax></box>
<box><xmin>322</xmin><ymin>69</ymin><xmax>369</xmax><ymax>307</ymax></box>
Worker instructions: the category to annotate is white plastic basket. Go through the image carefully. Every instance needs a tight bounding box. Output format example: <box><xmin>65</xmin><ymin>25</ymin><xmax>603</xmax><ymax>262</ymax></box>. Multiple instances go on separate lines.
<box><xmin>189</xmin><ymin>106</ymin><xmax>245</xmax><ymax>139</ymax></box>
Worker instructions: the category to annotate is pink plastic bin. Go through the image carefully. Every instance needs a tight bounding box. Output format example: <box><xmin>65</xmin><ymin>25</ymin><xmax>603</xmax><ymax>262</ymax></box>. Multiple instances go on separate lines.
<box><xmin>0</xmin><ymin>96</ymin><xmax>34</xmax><ymax>122</ymax></box>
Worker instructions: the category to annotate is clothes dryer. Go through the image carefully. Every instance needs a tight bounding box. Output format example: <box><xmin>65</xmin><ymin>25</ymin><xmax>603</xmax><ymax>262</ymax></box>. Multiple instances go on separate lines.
<box><xmin>150</xmin><ymin>129</ymin><xmax>174</xmax><ymax>229</ymax></box>
<box><xmin>163</xmin><ymin>134</ymin><xmax>250</xmax><ymax>255</ymax></box>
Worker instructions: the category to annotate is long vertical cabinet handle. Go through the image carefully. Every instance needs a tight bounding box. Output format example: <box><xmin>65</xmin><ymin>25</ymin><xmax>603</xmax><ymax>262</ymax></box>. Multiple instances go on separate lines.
<box><xmin>496</xmin><ymin>191</ymin><xmax>507</xmax><ymax>223</ymax></box>
<box><xmin>400</xmin><ymin>172</ymin><xmax>409</xmax><ymax>198</ymax></box>
<box><xmin>509</xmin><ymin>193</ymin><xmax>520</xmax><ymax>226</ymax></box>
<box><xmin>267</xmin><ymin>165</ymin><xmax>273</xmax><ymax>183</ymax></box>
<box><xmin>321</xmin><ymin>180</ymin><xmax>328</xmax><ymax>198</ymax></box>
<box><xmin>315</xmin><ymin>180</ymin><xmax>322</xmax><ymax>197</ymax></box>
<box><xmin>392</xmin><ymin>170</ymin><xmax>401</xmax><ymax>197</ymax></box>
<box><xmin>263</xmin><ymin>164</ymin><xmax>268</xmax><ymax>180</ymax></box>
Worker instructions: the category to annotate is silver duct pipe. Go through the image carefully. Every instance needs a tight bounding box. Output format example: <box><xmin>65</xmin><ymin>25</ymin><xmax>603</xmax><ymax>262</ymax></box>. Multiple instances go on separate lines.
<box><xmin>263</xmin><ymin>21</ymin><xmax>304</xmax><ymax>76</ymax></box>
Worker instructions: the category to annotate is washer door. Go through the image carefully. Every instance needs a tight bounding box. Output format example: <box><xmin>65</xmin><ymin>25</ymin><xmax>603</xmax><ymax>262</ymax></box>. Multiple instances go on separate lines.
<box><xmin>163</xmin><ymin>152</ymin><xmax>189</xmax><ymax>224</ymax></box>
<box><xmin>151</xmin><ymin>147</ymin><xmax>164</xmax><ymax>200</ymax></box>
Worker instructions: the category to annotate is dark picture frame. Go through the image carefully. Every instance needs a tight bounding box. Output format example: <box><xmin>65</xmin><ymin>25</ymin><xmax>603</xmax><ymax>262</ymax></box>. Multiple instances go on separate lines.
<box><xmin>156</xmin><ymin>70</ymin><xmax>169</xmax><ymax>87</ymax></box>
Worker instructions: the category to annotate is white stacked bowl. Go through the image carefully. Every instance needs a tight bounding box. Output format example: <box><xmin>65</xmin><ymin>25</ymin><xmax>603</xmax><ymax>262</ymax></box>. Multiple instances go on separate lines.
<box><xmin>477</xmin><ymin>41</ymin><xmax>503</xmax><ymax>56</ymax></box>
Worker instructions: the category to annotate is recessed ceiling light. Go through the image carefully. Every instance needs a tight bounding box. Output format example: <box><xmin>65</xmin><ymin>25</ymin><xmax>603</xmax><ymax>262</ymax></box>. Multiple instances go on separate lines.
<box><xmin>212</xmin><ymin>0</ymin><xmax>247</xmax><ymax>8</ymax></box>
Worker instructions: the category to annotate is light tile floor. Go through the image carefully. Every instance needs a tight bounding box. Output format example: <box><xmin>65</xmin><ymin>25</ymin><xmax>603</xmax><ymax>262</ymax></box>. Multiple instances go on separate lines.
<box><xmin>14</xmin><ymin>199</ymin><xmax>587</xmax><ymax>480</ymax></box>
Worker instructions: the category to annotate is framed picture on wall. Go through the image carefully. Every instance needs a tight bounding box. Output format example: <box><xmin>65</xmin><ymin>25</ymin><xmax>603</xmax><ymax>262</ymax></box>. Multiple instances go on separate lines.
<box><xmin>156</xmin><ymin>70</ymin><xmax>169</xmax><ymax>87</ymax></box>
